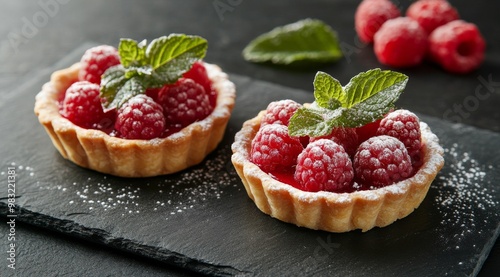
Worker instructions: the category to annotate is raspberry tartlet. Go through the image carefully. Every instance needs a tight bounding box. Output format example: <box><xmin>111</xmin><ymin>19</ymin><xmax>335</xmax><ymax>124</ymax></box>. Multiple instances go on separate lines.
<box><xmin>231</xmin><ymin>69</ymin><xmax>444</xmax><ymax>232</ymax></box>
<box><xmin>35</xmin><ymin>35</ymin><xmax>235</xmax><ymax>177</ymax></box>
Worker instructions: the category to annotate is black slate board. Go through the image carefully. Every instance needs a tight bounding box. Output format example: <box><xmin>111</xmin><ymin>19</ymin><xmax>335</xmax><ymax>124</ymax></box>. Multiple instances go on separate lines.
<box><xmin>1</xmin><ymin>44</ymin><xmax>499</xmax><ymax>277</ymax></box>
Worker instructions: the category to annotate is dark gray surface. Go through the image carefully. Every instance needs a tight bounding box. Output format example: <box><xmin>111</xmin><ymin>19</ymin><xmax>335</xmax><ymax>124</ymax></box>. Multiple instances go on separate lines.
<box><xmin>1</xmin><ymin>43</ymin><xmax>499</xmax><ymax>276</ymax></box>
<box><xmin>0</xmin><ymin>0</ymin><xmax>499</xmax><ymax>276</ymax></box>
<box><xmin>0</xmin><ymin>222</ymin><xmax>197</xmax><ymax>277</ymax></box>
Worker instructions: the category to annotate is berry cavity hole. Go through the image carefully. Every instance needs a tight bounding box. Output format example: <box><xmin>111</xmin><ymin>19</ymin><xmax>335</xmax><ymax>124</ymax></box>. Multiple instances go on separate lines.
<box><xmin>457</xmin><ymin>40</ymin><xmax>476</xmax><ymax>57</ymax></box>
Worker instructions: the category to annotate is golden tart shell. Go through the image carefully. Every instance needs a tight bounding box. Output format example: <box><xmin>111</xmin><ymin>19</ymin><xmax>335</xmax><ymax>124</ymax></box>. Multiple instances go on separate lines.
<box><xmin>35</xmin><ymin>62</ymin><xmax>235</xmax><ymax>177</ymax></box>
<box><xmin>231</xmin><ymin>111</ymin><xmax>444</xmax><ymax>232</ymax></box>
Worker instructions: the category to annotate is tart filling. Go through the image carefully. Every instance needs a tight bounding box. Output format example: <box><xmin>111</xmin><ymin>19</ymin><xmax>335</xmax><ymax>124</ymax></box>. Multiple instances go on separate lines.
<box><xmin>35</xmin><ymin>59</ymin><xmax>235</xmax><ymax>177</ymax></box>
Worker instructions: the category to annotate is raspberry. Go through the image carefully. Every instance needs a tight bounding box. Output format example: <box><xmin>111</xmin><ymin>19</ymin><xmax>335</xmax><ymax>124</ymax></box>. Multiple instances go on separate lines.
<box><xmin>183</xmin><ymin>61</ymin><xmax>216</xmax><ymax>106</ymax></box>
<box><xmin>376</xmin><ymin>109</ymin><xmax>422</xmax><ymax>165</ymax></box>
<box><xmin>157</xmin><ymin>78</ymin><xmax>213</xmax><ymax>127</ymax></box>
<box><xmin>261</xmin><ymin>100</ymin><xmax>302</xmax><ymax>127</ymax></box>
<box><xmin>61</xmin><ymin>81</ymin><xmax>105</xmax><ymax>129</ymax></box>
<box><xmin>79</xmin><ymin>45</ymin><xmax>121</xmax><ymax>84</ymax></box>
<box><xmin>114</xmin><ymin>95</ymin><xmax>165</xmax><ymax>140</ymax></box>
<box><xmin>428</xmin><ymin>20</ymin><xmax>486</xmax><ymax>74</ymax></box>
<box><xmin>353</xmin><ymin>135</ymin><xmax>412</xmax><ymax>187</ymax></box>
<box><xmin>355</xmin><ymin>0</ymin><xmax>401</xmax><ymax>43</ymax></box>
<box><xmin>374</xmin><ymin>17</ymin><xmax>428</xmax><ymax>68</ymax></box>
<box><xmin>251</xmin><ymin>124</ymin><xmax>304</xmax><ymax>172</ymax></box>
<box><xmin>295</xmin><ymin>139</ymin><xmax>354</xmax><ymax>192</ymax></box>
<box><xmin>406</xmin><ymin>0</ymin><xmax>459</xmax><ymax>34</ymax></box>
<box><xmin>310</xmin><ymin>127</ymin><xmax>359</xmax><ymax>157</ymax></box>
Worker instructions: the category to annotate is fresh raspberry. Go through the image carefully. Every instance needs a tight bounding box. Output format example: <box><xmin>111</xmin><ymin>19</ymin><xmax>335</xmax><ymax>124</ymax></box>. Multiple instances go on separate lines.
<box><xmin>251</xmin><ymin>124</ymin><xmax>304</xmax><ymax>172</ymax></box>
<box><xmin>428</xmin><ymin>20</ymin><xmax>486</xmax><ymax>74</ymax></box>
<box><xmin>79</xmin><ymin>45</ymin><xmax>121</xmax><ymax>84</ymax></box>
<box><xmin>157</xmin><ymin>78</ymin><xmax>213</xmax><ymax>127</ymax></box>
<box><xmin>114</xmin><ymin>95</ymin><xmax>165</xmax><ymax>140</ymax></box>
<box><xmin>406</xmin><ymin>0</ymin><xmax>459</xmax><ymax>34</ymax></box>
<box><xmin>183</xmin><ymin>61</ymin><xmax>216</xmax><ymax>106</ymax></box>
<box><xmin>374</xmin><ymin>17</ymin><xmax>428</xmax><ymax>68</ymax></box>
<box><xmin>295</xmin><ymin>139</ymin><xmax>354</xmax><ymax>192</ymax></box>
<box><xmin>261</xmin><ymin>100</ymin><xmax>302</xmax><ymax>127</ymax></box>
<box><xmin>310</xmin><ymin>127</ymin><xmax>359</xmax><ymax>157</ymax></box>
<box><xmin>355</xmin><ymin>0</ymin><xmax>401</xmax><ymax>43</ymax></box>
<box><xmin>61</xmin><ymin>81</ymin><xmax>105</xmax><ymax>129</ymax></box>
<box><xmin>376</xmin><ymin>109</ymin><xmax>422</xmax><ymax>165</ymax></box>
<box><xmin>353</xmin><ymin>135</ymin><xmax>413</xmax><ymax>187</ymax></box>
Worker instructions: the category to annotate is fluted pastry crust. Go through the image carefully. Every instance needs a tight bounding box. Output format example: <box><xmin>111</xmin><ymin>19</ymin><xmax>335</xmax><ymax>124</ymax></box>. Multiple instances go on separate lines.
<box><xmin>231</xmin><ymin>111</ymin><xmax>444</xmax><ymax>232</ymax></box>
<box><xmin>35</xmin><ymin>62</ymin><xmax>235</xmax><ymax>177</ymax></box>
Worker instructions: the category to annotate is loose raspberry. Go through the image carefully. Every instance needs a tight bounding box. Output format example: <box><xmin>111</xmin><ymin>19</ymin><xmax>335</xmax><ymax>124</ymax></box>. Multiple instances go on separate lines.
<box><xmin>353</xmin><ymin>135</ymin><xmax>412</xmax><ymax>188</ymax></box>
<box><xmin>79</xmin><ymin>45</ymin><xmax>121</xmax><ymax>84</ymax></box>
<box><xmin>157</xmin><ymin>78</ymin><xmax>213</xmax><ymax>127</ymax></box>
<box><xmin>310</xmin><ymin>127</ymin><xmax>359</xmax><ymax>157</ymax></box>
<box><xmin>114</xmin><ymin>95</ymin><xmax>165</xmax><ymax>140</ymax></box>
<box><xmin>376</xmin><ymin>109</ymin><xmax>422</xmax><ymax>166</ymax></box>
<box><xmin>355</xmin><ymin>0</ymin><xmax>401</xmax><ymax>43</ymax></box>
<box><xmin>374</xmin><ymin>17</ymin><xmax>428</xmax><ymax>68</ymax></box>
<box><xmin>295</xmin><ymin>139</ymin><xmax>354</xmax><ymax>192</ymax></box>
<box><xmin>261</xmin><ymin>100</ymin><xmax>302</xmax><ymax>126</ymax></box>
<box><xmin>428</xmin><ymin>20</ymin><xmax>485</xmax><ymax>74</ymax></box>
<box><xmin>183</xmin><ymin>61</ymin><xmax>216</xmax><ymax>106</ymax></box>
<box><xmin>251</xmin><ymin>124</ymin><xmax>304</xmax><ymax>172</ymax></box>
<box><xmin>61</xmin><ymin>81</ymin><xmax>105</xmax><ymax>129</ymax></box>
<box><xmin>406</xmin><ymin>0</ymin><xmax>459</xmax><ymax>34</ymax></box>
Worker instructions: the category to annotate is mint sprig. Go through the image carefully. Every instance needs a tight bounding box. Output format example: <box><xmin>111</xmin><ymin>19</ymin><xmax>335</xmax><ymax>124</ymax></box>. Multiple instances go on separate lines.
<box><xmin>289</xmin><ymin>69</ymin><xmax>408</xmax><ymax>137</ymax></box>
<box><xmin>242</xmin><ymin>19</ymin><xmax>343</xmax><ymax>65</ymax></box>
<box><xmin>100</xmin><ymin>34</ymin><xmax>208</xmax><ymax>110</ymax></box>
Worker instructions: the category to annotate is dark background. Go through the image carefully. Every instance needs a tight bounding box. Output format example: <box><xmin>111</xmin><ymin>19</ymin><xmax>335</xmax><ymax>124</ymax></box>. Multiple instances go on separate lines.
<box><xmin>0</xmin><ymin>0</ymin><xmax>498</xmax><ymax>276</ymax></box>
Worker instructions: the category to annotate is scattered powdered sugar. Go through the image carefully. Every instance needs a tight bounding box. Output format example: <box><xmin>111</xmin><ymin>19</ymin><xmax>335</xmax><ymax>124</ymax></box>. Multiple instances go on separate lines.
<box><xmin>434</xmin><ymin>143</ymin><xmax>498</xmax><ymax>239</ymax></box>
<box><xmin>18</xmin><ymin>145</ymin><xmax>240</xmax><ymax>220</ymax></box>
<box><xmin>1</xmin><ymin>162</ymin><xmax>36</xmax><ymax>177</ymax></box>
<box><xmin>158</xmin><ymin>148</ymin><xmax>241</xmax><ymax>219</ymax></box>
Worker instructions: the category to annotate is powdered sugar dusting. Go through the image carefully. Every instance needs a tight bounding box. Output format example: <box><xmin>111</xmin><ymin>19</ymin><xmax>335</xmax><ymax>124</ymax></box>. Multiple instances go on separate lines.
<box><xmin>435</xmin><ymin>143</ymin><xmax>498</xmax><ymax>240</ymax></box>
<box><xmin>1</xmin><ymin>162</ymin><xmax>36</xmax><ymax>177</ymax></box>
<box><xmin>32</xmin><ymin>145</ymin><xmax>240</xmax><ymax>219</ymax></box>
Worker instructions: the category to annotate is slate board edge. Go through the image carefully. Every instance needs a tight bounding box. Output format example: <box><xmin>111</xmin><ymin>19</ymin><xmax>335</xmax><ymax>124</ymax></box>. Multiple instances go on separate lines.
<box><xmin>0</xmin><ymin>205</ymin><xmax>250</xmax><ymax>277</ymax></box>
<box><xmin>474</xmin><ymin>224</ymin><xmax>500</xmax><ymax>277</ymax></box>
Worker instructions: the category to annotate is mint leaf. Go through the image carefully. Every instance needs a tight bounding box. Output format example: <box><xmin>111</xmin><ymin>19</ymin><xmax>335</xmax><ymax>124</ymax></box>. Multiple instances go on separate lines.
<box><xmin>313</xmin><ymin>71</ymin><xmax>345</xmax><ymax>110</ymax></box>
<box><xmin>289</xmin><ymin>108</ymin><xmax>339</xmax><ymax>137</ymax></box>
<box><xmin>147</xmin><ymin>34</ymin><xmax>207</xmax><ymax>71</ymax></box>
<box><xmin>242</xmin><ymin>19</ymin><xmax>343</xmax><ymax>65</ymax></box>
<box><xmin>343</xmin><ymin>69</ymin><xmax>408</xmax><ymax>108</ymax></box>
<box><xmin>288</xmin><ymin>69</ymin><xmax>408</xmax><ymax>137</ymax></box>
<box><xmin>100</xmin><ymin>65</ymin><xmax>128</xmax><ymax>107</ymax></box>
<box><xmin>119</xmin><ymin>39</ymin><xmax>147</xmax><ymax>68</ymax></box>
<box><xmin>100</xmin><ymin>34</ymin><xmax>208</xmax><ymax>110</ymax></box>
<box><xmin>100</xmin><ymin>66</ymin><xmax>146</xmax><ymax>110</ymax></box>
<box><xmin>109</xmin><ymin>77</ymin><xmax>145</xmax><ymax>109</ymax></box>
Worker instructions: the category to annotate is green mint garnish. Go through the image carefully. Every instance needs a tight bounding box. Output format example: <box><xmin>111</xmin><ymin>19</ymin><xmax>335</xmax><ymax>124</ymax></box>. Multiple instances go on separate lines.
<box><xmin>100</xmin><ymin>34</ymin><xmax>208</xmax><ymax>110</ymax></box>
<box><xmin>288</xmin><ymin>69</ymin><xmax>408</xmax><ymax>137</ymax></box>
<box><xmin>242</xmin><ymin>18</ymin><xmax>343</xmax><ymax>65</ymax></box>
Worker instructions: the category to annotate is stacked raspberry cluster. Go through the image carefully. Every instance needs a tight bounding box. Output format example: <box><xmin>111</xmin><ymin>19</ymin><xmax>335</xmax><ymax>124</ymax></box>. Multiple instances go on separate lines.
<box><xmin>355</xmin><ymin>0</ymin><xmax>486</xmax><ymax>74</ymax></box>
<box><xmin>59</xmin><ymin>45</ymin><xmax>215</xmax><ymax>140</ymax></box>
<box><xmin>250</xmin><ymin>100</ymin><xmax>423</xmax><ymax>193</ymax></box>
